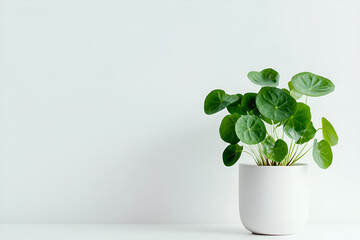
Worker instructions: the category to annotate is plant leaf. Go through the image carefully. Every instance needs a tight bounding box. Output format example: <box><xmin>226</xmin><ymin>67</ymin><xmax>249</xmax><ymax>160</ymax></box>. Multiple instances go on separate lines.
<box><xmin>240</xmin><ymin>93</ymin><xmax>257</xmax><ymax>112</ymax></box>
<box><xmin>261</xmin><ymin>115</ymin><xmax>273</xmax><ymax>125</ymax></box>
<box><xmin>261</xmin><ymin>136</ymin><xmax>288</xmax><ymax>162</ymax></box>
<box><xmin>291</xmin><ymin>72</ymin><xmax>335</xmax><ymax>97</ymax></box>
<box><xmin>313</xmin><ymin>139</ymin><xmax>333</xmax><ymax>169</ymax></box>
<box><xmin>262</xmin><ymin>136</ymin><xmax>275</xmax><ymax>159</ymax></box>
<box><xmin>235</xmin><ymin>115</ymin><xmax>266</xmax><ymax>145</ymax></box>
<box><xmin>284</xmin><ymin>103</ymin><xmax>311</xmax><ymax>141</ymax></box>
<box><xmin>272</xmin><ymin>139</ymin><xmax>288</xmax><ymax>162</ymax></box>
<box><xmin>223</xmin><ymin>144</ymin><xmax>243</xmax><ymax>167</ymax></box>
<box><xmin>297</xmin><ymin>121</ymin><xmax>316</xmax><ymax>144</ymax></box>
<box><xmin>204</xmin><ymin>90</ymin><xmax>239</xmax><ymax>115</ymax></box>
<box><xmin>227</xmin><ymin>94</ymin><xmax>246</xmax><ymax>114</ymax></box>
<box><xmin>247</xmin><ymin>68</ymin><xmax>279</xmax><ymax>87</ymax></box>
<box><xmin>322</xmin><ymin>117</ymin><xmax>338</xmax><ymax>146</ymax></box>
<box><xmin>249</xmin><ymin>106</ymin><xmax>261</xmax><ymax>116</ymax></box>
<box><xmin>219</xmin><ymin>114</ymin><xmax>241</xmax><ymax>144</ymax></box>
<box><xmin>288</xmin><ymin>81</ymin><xmax>303</xmax><ymax>100</ymax></box>
<box><xmin>256</xmin><ymin>87</ymin><xmax>297</xmax><ymax>121</ymax></box>
<box><xmin>249</xmin><ymin>107</ymin><xmax>280</xmax><ymax>125</ymax></box>
<box><xmin>282</xmin><ymin>88</ymin><xmax>290</xmax><ymax>95</ymax></box>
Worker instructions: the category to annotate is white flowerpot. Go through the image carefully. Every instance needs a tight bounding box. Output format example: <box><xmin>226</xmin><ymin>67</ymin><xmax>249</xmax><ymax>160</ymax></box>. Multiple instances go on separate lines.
<box><xmin>238</xmin><ymin>163</ymin><xmax>309</xmax><ymax>235</ymax></box>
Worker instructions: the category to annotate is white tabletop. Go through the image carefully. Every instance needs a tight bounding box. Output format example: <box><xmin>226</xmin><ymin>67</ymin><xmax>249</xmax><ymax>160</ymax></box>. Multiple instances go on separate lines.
<box><xmin>0</xmin><ymin>224</ymin><xmax>358</xmax><ymax>240</ymax></box>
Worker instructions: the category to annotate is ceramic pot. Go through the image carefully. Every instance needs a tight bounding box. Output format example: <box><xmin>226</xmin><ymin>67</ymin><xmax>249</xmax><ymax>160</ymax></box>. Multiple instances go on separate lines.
<box><xmin>239</xmin><ymin>163</ymin><xmax>309</xmax><ymax>235</ymax></box>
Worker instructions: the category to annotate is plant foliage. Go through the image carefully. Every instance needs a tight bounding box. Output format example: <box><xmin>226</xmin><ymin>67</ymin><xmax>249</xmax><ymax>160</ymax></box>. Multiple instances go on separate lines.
<box><xmin>204</xmin><ymin>69</ymin><xmax>338</xmax><ymax>168</ymax></box>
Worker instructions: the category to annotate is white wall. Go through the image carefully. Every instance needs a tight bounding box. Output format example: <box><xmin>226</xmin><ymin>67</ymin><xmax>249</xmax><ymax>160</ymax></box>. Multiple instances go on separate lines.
<box><xmin>0</xmin><ymin>0</ymin><xmax>359</xmax><ymax>223</ymax></box>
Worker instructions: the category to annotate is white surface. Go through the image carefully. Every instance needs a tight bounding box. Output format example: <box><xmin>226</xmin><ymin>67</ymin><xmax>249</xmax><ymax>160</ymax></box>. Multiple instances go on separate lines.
<box><xmin>0</xmin><ymin>224</ymin><xmax>359</xmax><ymax>240</ymax></box>
<box><xmin>0</xmin><ymin>0</ymin><xmax>360</xmax><ymax>224</ymax></box>
<box><xmin>239</xmin><ymin>164</ymin><xmax>309</xmax><ymax>234</ymax></box>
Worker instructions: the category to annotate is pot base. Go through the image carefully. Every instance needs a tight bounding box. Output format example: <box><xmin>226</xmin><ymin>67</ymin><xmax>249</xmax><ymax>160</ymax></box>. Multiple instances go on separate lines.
<box><xmin>252</xmin><ymin>231</ymin><xmax>294</xmax><ymax>236</ymax></box>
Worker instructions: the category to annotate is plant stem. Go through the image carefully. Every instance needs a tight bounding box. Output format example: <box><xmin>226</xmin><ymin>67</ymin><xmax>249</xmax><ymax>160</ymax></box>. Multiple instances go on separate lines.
<box><xmin>256</xmin><ymin>145</ymin><xmax>265</xmax><ymax>165</ymax></box>
<box><xmin>291</xmin><ymin>141</ymin><xmax>308</xmax><ymax>163</ymax></box>
<box><xmin>271</xmin><ymin>121</ymin><xmax>280</xmax><ymax>140</ymax></box>
<box><xmin>243</xmin><ymin>150</ymin><xmax>260</xmax><ymax>165</ymax></box>
<box><xmin>292</xmin><ymin>144</ymin><xmax>299</xmax><ymax>160</ymax></box>
<box><xmin>291</xmin><ymin>146</ymin><xmax>312</xmax><ymax>165</ymax></box>
<box><xmin>286</xmin><ymin>140</ymin><xmax>294</xmax><ymax>164</ymax></box>
<box><xmin>248</xmin><ymin>145</ymin><xmax>262</xmax><ymax>165</ymax></box>
<box><xmin>245</xmin><ymin>146</ymin><xmax>257</xmax><ymax>165</ymax></box>
<box><xmin>257</xmin><ymin>144</ymin><xmax>267</xmax><ymax>166</ymax></box>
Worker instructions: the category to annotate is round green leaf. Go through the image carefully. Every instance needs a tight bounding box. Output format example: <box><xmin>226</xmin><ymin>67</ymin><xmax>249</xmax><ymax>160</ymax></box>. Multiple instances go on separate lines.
<box><xmin>296</xmin><ymin>121</ymin><xmax>316</xmax><ymax>144</ymax></box>
<box><xmin>256</xmin><ymin>87</ymin><xmax>297</xmax><ymax>121</ymax></box>
<box><xmin>227</xmin><ymin>94</ymin><xmax>246</xmax><ymax>114</ymax></box>
<box><xmin>288</xmin><ymin>81</ymin><xmax>303</xmax><ymax>100</ymax></box>
<box><xmin>272</xmin><ymin>139</ymin><xmax>288</xmax><ymax>162</ymax></box>
<box><xmin>261</xmin><ymin>137</ymin><xmax>288</xmax><ymax>162</ymax></box>
<box><xmin>219</xmin><ymin>114</ymin><xmax>241</xmax><ymax>144</ymax></box>
<box><xmin>235</xmin><ymin>115</ymin><xmax>266</xmax><ymax>145</ymax></box>
<box><xmin>248</xmin><ymin>106</ymin><xmax>280</xmax><ymax>125</ymax></box>
<box><xmin>291</xmin><ymin>72</ymin><xmax>335</xmax><ymax>97</ymax></box>
<box><xmin>262</xmin><ymin>136</ymin><xmax>275</xmax><ymax>159</ymax></box>
<box><xmin>322</xmin><ymin>117</ymin><xmax>338</xmax><ymax>146</ymax></box>
<box><xmin>247</xmin><ymin>68</ymin><xmax>279</xmax><ymax>87</ymax></box>
<box><xmin>240</xmin><ymin>93</ymin><xmax>257</xmax><ymax>112</ymax></box>
<box><xmin>204</xmin><ymin>90</ymin><xmax>239</xmax><ymax>115</ymax></box>
<box><xmin>284</xmin><ymin>103</ymin><xmax>311</xmax><ymax>141</ymax></box>
<box><xmin>313</xmin><ymin>139</ymin><xmax>333</xmax><ymax>169</ymax></box>
<box><xmin>223</xmin><ymin>144</ymin><xmax>243</xmax><ymax>167</ymax></box>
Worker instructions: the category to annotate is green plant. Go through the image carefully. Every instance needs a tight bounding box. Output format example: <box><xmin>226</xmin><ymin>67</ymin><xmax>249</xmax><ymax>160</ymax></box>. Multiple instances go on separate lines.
<box><xmin>204</xmin><ymin>68</ymin><xmax>338</xmax><ymax>168</ymax></box>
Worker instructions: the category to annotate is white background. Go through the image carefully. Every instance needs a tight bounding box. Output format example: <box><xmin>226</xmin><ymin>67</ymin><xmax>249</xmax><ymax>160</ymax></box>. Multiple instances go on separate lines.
<box><xmin>0</xmin><ymin>0</ymin><xmax>359</xmax><ymax>224</ymax></box>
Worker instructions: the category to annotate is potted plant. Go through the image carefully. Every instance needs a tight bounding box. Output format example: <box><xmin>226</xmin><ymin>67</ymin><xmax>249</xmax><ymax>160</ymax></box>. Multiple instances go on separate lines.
<box><xmin>204</xmin><ymin>68</ymin><xmax>338</xmax><ymax>235</ymax></box>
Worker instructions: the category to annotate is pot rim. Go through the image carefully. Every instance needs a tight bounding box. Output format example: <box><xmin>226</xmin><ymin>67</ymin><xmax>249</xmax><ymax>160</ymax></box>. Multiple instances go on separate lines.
<box><xmin>238</xmin><ymin>163</ymin><xmax>308</xmax><ymax>167</ymax></box>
